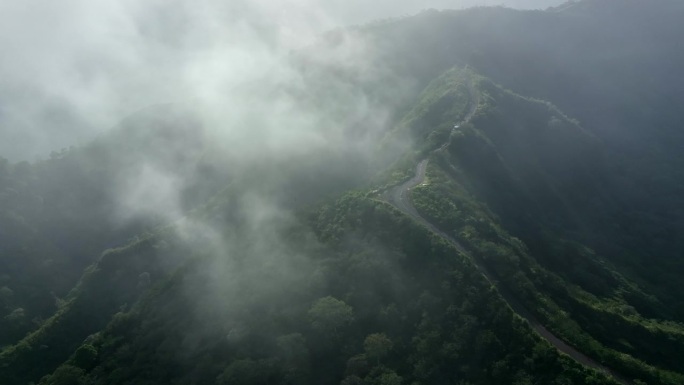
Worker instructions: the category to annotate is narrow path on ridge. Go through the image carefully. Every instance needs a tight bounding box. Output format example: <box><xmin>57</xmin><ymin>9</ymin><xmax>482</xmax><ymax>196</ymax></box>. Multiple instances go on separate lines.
<box><xmin>383</xmin><ymin>74</ymin><xmax>631</xmax><ymax>385</ymax></box>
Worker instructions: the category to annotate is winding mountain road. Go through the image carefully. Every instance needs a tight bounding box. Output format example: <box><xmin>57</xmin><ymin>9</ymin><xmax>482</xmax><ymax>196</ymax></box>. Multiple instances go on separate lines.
<box><xmin>383</xmin><ymin>76</ymin><xmax>630</xmax><ymax>385</ymax></box>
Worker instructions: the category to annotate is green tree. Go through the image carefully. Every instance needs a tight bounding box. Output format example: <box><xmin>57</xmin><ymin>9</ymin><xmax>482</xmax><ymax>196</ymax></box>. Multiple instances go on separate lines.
<box><xmin>72</xmin><ymin>344</ymin><xmax>98</xmax><ymax>370</ymax></box>
<box><xmin>308</xmin><ymin>296</ymin><xmax>353</xmax><ymax>333</ymax></box>
<box><xmin>363</xmin><ymin>333</ymin><xmax>393</xmax><ymax>364</ymax></box>
<box><xmin>367</xmin><ymin>369</ymin><xmax>402</xmax><ymax>385</ymax></box>
<box><xmin>43</xmin><ymin>365</ymin><xmax>85</xmax><ymax>385</ymax></box>
<box><xmin>216</xmin><ymin>359</ymin><xmax>275</xmax><ymax>385</ymax></box>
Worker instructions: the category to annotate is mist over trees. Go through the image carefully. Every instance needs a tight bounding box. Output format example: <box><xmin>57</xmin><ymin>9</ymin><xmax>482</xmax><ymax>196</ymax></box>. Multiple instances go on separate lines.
<box><xmin>1</xmin><ymin>1</ymin><xmax>684</xmax><ymax>385</ymax></box>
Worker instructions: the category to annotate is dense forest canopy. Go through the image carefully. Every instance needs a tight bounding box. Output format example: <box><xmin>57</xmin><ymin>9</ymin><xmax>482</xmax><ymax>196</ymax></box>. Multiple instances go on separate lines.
<box><xmin>1</xmin><ymin>1</ymin><xmax>684</xmax><ymax>385</ymax></box>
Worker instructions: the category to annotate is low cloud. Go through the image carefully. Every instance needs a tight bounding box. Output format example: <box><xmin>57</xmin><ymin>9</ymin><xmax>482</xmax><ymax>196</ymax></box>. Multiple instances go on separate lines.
<box><xmin>0</xmin><ymin>0</ymin><xmax>565</xmax><ymax>161</ymax></box>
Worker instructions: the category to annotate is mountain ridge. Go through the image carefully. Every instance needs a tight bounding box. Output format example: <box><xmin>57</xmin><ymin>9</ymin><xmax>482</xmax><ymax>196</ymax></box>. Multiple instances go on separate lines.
<box><xmin>2</xmin><ymin>2</ymin><xmax>684</xmax><ymax>384</ymax></box>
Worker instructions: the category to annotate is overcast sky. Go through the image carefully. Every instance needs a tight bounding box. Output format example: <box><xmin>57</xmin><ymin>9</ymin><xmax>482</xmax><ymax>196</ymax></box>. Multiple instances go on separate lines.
<box><xmin>0</xmin><ymin>0</ymin><xmax>566</xmax><ymax>162</ymax></box>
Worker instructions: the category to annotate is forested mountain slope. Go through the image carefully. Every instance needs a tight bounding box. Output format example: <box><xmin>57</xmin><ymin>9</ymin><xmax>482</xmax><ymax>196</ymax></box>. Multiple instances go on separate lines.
<box><xmin>2</xmin><ymin>1</ymin><xmax>684</xmax><ymax>384</ymax></box>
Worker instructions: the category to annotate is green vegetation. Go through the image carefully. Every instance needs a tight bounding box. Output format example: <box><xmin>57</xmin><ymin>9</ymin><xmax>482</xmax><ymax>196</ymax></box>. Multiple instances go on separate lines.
<box><xmin>408</xmin><ymin>70</ymin><xmax>684</xmax><ymax>384</ymax></box>
<box><xmin>2</xmin><ymin>1</ymin><xmax>684</xmax><ymax>384</ymax></box>
<box><xmin>29</xmin><ymin>193</ymin><xmax>619</xmax><ymax>385</ymax></box>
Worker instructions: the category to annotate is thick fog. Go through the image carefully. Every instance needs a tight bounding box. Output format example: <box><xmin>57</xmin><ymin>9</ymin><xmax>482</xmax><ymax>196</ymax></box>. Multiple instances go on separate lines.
<box><xmin>0</xmin><ymin>0</ymin><xmax>564</xmax><ymax>162</ymax></box>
